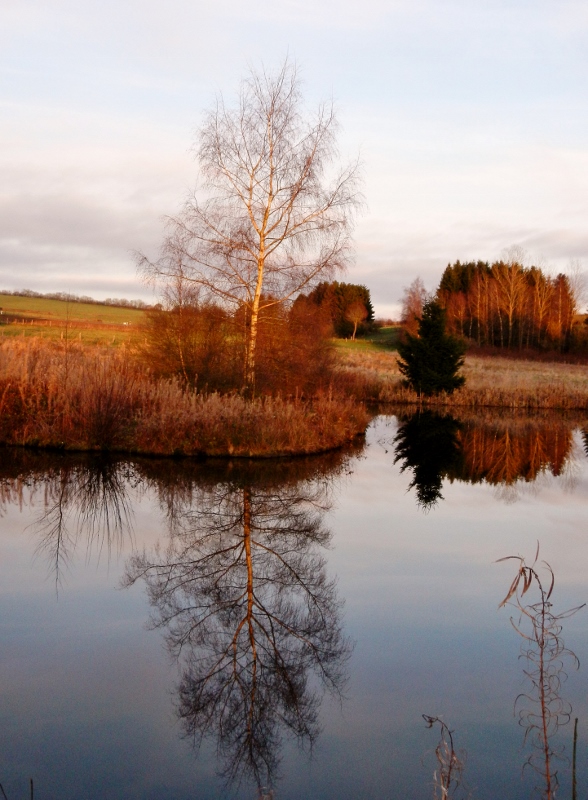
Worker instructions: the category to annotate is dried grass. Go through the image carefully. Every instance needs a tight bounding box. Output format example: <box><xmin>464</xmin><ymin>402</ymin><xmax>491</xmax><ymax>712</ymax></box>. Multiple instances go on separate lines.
<box><xmin>335</xmin><ymin>350</ymin><xmax>588</xmax><ymax>410</ymax></box>
<box><xmin>0</xmin><ymin>339</ymin><xmax>368</xmax><ymax>457</ymax></box>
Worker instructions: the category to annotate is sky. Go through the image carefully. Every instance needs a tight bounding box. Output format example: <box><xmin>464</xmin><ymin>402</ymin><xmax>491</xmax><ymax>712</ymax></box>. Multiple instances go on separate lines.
<box><xmin>2</xmin><ymin>0</ymin><xmax>588</xmax><ymax>317</ymax></box>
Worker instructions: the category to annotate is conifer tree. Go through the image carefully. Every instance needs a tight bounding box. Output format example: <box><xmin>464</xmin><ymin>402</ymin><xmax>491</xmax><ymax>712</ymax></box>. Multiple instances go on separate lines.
<box><xmin>397</xmin><ymin>300</ymin><xmax>466</xmax><ymax>396</ymax></box>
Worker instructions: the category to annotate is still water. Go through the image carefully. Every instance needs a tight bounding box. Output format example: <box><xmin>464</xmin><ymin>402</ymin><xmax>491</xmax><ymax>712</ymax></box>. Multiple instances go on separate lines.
<box><xmin>1</xmin><ymin>411</ymin><xmax>588</xmax><ymax>799</ymax></box>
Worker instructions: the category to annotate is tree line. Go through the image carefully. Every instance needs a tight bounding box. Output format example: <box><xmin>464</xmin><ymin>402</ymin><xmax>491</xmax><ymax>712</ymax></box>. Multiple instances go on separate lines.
<box><xmin>433</xmin><ymin>257</ymin><xmax>585</xmax><ymax>352</ymax></box>
<box><xmin>1</xmin><ymin>289</ymin><xmax>153</xmax><ymax>310</ymax></box>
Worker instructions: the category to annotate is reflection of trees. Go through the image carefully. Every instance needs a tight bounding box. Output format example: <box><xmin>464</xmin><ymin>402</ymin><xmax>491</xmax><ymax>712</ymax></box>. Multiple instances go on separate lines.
<box><xmin>394</xmin><ymin>411</ymin><xmax>580</xmax><ymax>509</ymax></box>
<box><xmin>394</xmin><ymin>411</ymin><xmax>463</xmax><ymax>510</ymax></box>
<box><xmin>582</xmin><ymin>428</ymin><xmax>588</xmax><ymax>458</ymax></box>
<box><xmin>0</xmin><ymin>452</ymin><xmax>134</xmax><ymax>586</ymax></box>
<box><xmin>2</xmin><ymin>450</ymin><xmax>356</xmax><ymax>790</ymax></box>
<box><xmin>456</xmin><ymin>419</ymin><xmax>572</xmax><ymax>487</ymax></box>
<box><xmin>125</xmin><ymin>458</ymin><xmax>352</xmax><ymax>793</ymax></box>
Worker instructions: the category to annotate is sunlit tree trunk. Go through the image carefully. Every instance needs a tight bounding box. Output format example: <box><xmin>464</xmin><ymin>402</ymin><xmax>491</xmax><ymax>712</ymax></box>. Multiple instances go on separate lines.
<box><xmin>137</xmin><ymin>60</ymin><xmax>361</xmax><ymax>395</ymax></box>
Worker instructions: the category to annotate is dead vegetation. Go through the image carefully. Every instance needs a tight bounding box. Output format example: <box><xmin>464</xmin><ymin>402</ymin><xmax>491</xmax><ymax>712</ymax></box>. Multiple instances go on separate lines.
<box><xmin>336</xmin><ymin>349</ymin><xmax>588</xmax><ymax>410</ymax></box>
<box><xmin>422</xmin><ymin>716</ymin><xmax>467</xmax><ymax>800</ymax></box>
<box><xmin>0</xmin><ymin>338</ymin><xmax>368</xmax><ymax>457</ymax></box>
<box><xmin>499</xmin><ymin>547</ymin><xmax>585</xmax><ymax>799</ymax></box>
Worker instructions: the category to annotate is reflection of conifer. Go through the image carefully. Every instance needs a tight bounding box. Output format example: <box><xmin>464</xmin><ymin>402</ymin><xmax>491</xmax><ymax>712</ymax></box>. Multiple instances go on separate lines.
<box><xmin>394</xmin><ymin>411</ymin><xmax>463</xmax><ymax>510</ymax></box>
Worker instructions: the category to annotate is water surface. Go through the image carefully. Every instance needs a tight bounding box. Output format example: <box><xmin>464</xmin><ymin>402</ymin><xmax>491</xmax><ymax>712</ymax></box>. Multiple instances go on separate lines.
<box><xmin>1</xmin><ymin>411</ymin><xmax>588</xmax><ymax>799</ymax></box>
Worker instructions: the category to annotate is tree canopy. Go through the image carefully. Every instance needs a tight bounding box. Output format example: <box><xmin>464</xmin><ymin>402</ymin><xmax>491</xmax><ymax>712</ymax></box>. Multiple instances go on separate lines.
<box><xmin>298</xmin><ymin>281</ymin><xmax>374</xmax><ymax>338</ymax></box>
<box><xmin>138</xmin><ymin>60</ymin><xmax>361</xmax><ymax>394</ymax></box>
<box><xmin>437</xmin><ymin>258</ymin><xmax>583</xmax><ymax>352</ymax></box>
<box><xmin>397</xmin><ymin>299</ymin><xmax>466</xmax><ymax>396</ymax></box>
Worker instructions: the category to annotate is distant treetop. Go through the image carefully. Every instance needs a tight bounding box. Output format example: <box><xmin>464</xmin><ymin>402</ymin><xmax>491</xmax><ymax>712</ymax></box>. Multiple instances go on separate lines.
<box><xmin>297</xmin><ymin>281</ymin><xmax>374</xmax><ymax>338</ymax></box>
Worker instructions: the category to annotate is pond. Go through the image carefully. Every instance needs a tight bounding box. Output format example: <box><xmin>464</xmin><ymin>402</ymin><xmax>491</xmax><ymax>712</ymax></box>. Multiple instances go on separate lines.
<box><xmin>1</xmin><ymin>411</ymin><xmax>588</xmax><ymax>799</ymax></box>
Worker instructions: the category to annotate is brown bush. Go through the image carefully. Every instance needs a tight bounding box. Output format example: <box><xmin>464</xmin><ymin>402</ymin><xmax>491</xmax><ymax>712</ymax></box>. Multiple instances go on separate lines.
<box><xmin>139</xmin><ymin>302</ymin><xmax>242</xmax><ymax>390</ymax></box>
<box><xmin>0</xmin><ymin>338</ymin><xmax>368</xmax><ymax>456</ymax></box>
<box><xmin>140</xmin><ymin>299</ymin><xmax>335</xmax><ymax>397</ymax></box>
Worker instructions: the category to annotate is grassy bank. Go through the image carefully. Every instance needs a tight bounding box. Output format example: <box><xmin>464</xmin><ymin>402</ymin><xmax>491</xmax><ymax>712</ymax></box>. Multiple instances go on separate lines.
<box><xmin>336</xmin><ymin>348</ymin><xmax>588</xmax><ymax>410</ymax></box>
<box><xmin>0</xmin><ymin>339</ymin><xmax>368</xmax><ymax>457</ymax></box>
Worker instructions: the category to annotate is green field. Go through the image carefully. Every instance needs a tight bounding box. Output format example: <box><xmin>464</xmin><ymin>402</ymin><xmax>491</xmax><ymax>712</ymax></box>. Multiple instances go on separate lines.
<box><xmin>0</xmin><ymin>294</ymin><xmax>147</xmax><ymax>324</ymax></box>
<box><xmin>0</xmin><ymin>293</ymin><xmax>148</xmax><ymax>345</ymax></box>
<box><xmin>333</xmin><ymin>326</ymin><xmax>400</xmax><ymax>352</ymax></box>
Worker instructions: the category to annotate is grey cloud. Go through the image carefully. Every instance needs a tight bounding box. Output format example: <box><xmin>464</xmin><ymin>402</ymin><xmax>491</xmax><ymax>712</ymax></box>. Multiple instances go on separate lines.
<box><xmin>0</xmin><ymin>193</ymin><xmax>167</xmax><ymax>252</ymax></box>
<box><xmin>350</xmin><ymin>220</ymin><xmax>588</xmax><ymax>309</ymax></box>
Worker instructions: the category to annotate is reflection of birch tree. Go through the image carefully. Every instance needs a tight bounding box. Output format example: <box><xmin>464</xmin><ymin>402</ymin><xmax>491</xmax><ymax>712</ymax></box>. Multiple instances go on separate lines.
<box><xmin>0</xmin><ymin>454</ymin><xmax>134</xmax><ymax>587</ymax></box>
<box><xmin>125</xmin><ymin>467</ymin><xmax>351</xmax><ymax>792</ymax></box>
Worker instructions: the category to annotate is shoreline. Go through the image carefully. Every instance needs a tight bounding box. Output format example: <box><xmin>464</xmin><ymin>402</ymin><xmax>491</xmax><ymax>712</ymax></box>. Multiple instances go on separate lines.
<box><xmin>0</xmin><ymin>431</ymin><xmax>367</xmax><ymax>460</ymax></box>
<box><xmin>0</xmin><ymin>338</ymin><xmax>369</xmax><ymax>459</ymax></box>
<box><xmin>3</xmin><ymin>336</ymin><xmax>588</xmax><ymax>460</ymax></box>
<box><xmin>336</xmin><ymin>350</ymin><xmax>588</xmax><ymax>411</ymax></box>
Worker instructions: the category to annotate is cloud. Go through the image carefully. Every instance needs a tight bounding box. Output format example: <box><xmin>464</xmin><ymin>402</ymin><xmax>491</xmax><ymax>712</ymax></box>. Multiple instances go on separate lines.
<box><xmin>2</xmin><ymin>0</ymin><xmax>588</xmax><ymax>304</ymax></box>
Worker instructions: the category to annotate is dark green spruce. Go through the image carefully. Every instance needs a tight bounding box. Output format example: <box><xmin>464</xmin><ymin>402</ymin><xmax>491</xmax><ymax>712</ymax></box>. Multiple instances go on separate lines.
<box><xmin>397</xmin><ymin>299</ymin><xmax>466</xmax><ymax>396</ymax></box>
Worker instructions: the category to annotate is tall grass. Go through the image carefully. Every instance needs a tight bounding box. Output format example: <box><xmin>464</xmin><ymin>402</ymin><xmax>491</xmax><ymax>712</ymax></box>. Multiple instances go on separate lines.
<box><xmin>336</xmin><ymin>350</ymin><xmax>588</xmax><ymax>410</ymax></box>
<box><xmin>0</xmin><ymin>339</ymin><xmax>368</xmax><ymax>457</ymax></box>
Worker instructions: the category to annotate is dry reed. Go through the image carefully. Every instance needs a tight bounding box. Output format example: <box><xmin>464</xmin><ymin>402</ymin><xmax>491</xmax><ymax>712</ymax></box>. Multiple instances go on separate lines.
<box><xmin>336</xmin><ymin>350</ymin><xmax>588</xmax><ymax>410</ymax></box>
<box><xmin>0</xmin><ymin>339</ymin><xmax>368</xmax><ymax>457</ymax></box>
<box><xmin>499</xmin><ymin>548</ymin><xmax>585</xmax><ymax>799</ymax></box>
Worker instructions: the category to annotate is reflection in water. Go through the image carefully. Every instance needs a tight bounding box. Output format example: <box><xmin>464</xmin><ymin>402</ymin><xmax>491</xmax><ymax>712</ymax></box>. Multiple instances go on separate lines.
<box><xmin>3</xmin><ymin>421</ymin><xmax>587</xmax><ymax>796</ymax></box>
<box><xmin>125</xmin><ymin>457</ymin><xmax>353</xmax><ymax>793</ymax></box>
<box><xmin>1</xmin><ymin>448</ymin><xmax>358</xmax><ymax>793</ymax></box>
<box><xmin>394</xmin><ymin>411</ymin><xmax>582</xmax><ymax>510</ymax></box>
<box><xmin>582</xmin><ymin>429</ymin><xmax>588</xmax><ymax>458</ymax></box>
<box><xmin>0</xmin><ymin>452</ymin><xmax>135</xmax><ymax>586</ymax></box>
<box><xmin>394</xmin><ymin>411</ymin><xmax>462</xmax><ymax>510</ymax></box>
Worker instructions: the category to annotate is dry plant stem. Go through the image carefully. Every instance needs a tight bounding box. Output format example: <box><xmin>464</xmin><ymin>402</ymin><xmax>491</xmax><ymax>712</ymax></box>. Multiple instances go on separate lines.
<box><xmin>422</xmin><ymin>715</ymin><xmax>466</xmax><ymax>800</ymax></box>
<box><xmin>498</xmin><ymin>545</ymin><xmax>585</xmax><ymax>800</ymax></box>
<box><xmin>572</xmin><ymin>717</ymin><xmax>578</xmax><ymax>800</ymax></box>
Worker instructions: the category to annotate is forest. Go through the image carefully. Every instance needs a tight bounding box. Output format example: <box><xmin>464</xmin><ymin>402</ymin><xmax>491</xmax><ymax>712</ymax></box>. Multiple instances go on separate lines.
<box><xmin>432</xmin><ymin>259</ymin><xmax>586</xmax><ymax>352</ymax></box>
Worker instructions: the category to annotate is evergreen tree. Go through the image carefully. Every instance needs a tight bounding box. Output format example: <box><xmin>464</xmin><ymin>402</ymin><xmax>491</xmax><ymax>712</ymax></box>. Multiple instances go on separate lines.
<box><xmin>397</xmin><ymin>300</ymin><xmax>466</xmax><ymax>396</ymax></box>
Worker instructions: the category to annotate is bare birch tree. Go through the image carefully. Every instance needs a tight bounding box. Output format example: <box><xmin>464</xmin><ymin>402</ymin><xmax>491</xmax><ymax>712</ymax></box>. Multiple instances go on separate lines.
<box><xmin>138</xmin><ymin>61</ymin><xmax>361</xmax><ymax>394</ymax></box>
<box><xmin>400</xmin><ymin>276</ymin><xmax>428</xmax><ymax>336</ymax></box>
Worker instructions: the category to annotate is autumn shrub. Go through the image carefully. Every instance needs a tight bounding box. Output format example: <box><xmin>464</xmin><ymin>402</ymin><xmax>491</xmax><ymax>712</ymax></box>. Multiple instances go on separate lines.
<box><xmin>253</xmin><ymin>301</ymin><xmax>335</xmax><ymax>395</ymax></box>
<box><xmin>0</xmin><ymin>338</ymin><xmax>368</xmax><ymax>456</ymax></box>
<box><xmin>139</xmin><ymin>302</ymin><xmax>242</xmax><ymax>390</ymax></box>
<box><xmin>140</xmin><ymin>299</ymin><xmax>335</xmax><ymax>397</ymax></box>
